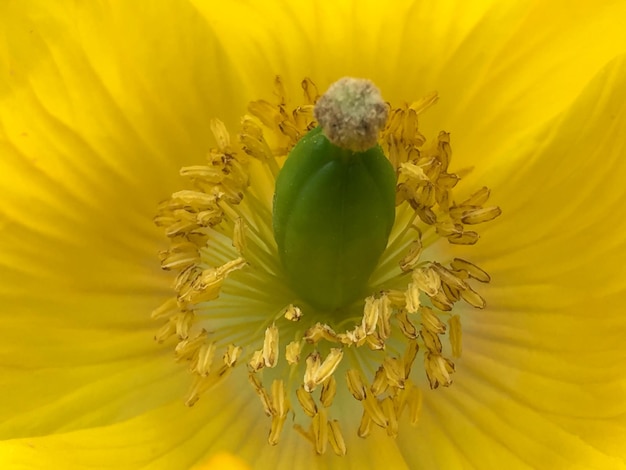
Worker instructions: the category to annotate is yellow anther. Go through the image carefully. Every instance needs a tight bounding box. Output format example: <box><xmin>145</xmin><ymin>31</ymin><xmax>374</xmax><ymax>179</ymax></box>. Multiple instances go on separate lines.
<box><xmin>285</xmin><ymin>340</ymin><xmax>303</xmax><ymax>365</ymax></box>
<box><xmin>327</xmin><ymin>419</ymin><xmax>347</xmax><ymax>456</ymax></box>
<box><xmin>424</xmin><ymin>352</ymin><xmax>455</xmax><ymax>389</ymax></box>
<box><xmin>397</xmin><ymin>309</ymin><xmax>418</xmax><ymax>339</ymax></box>
<box><xmin>312</xmin><ymin>408</ymin><xmax>329</xmax><ymax>455</ymax></box>
<box><xmin>248</xmin><ymin>373</ymin><xmax>273</xmax><ymax>417</ymax></box>
<box><xmin>431</xmin><ymin>262</ymin><xmax>467</xmax><ymax>291</ymax></box>
<box><xmin>403</xmin><ymin>340</ymin><xmax>420</xmax><ymax>379</ymax></box>
<box><xmin>249</xmin><ymin>349</ymin><xmax>265</xmax><ymax>371</ymax></box>
<box><xmin>304</xmin><ymin>322</ymin><xmax>339</xmax><ymax>344</ymax></box>
<box><xmin>399</xmin><ymin>239</ymin><xmax>424</xmax><ymax>272</ymax></box>
<box><xmin>193</xmin><ymin>342</ymin><xmax>216</xmax><ymax>376</ymax></box>
<box><xmin>382</xmin><ymin>356</ymin><xmax>405</xmax><ymax>389</ymax></box>
<box><xmin>460</xmin><ymin>206</ymin><xmax>502</xmax><ymax>225</ymax></box>
<box><xmin>262</xmin><ymin>324</ymin><xmax>279</xmax><ymax>368</ymax></box>
<box><xmin>407</xmin><ymin>386</ymin><xmax>423</xmax><ymax>425</ymax></box>
<box><xmin>304</xmin><ymin>352</ymin><xmax>322</xmax><ymax>392</ymax></box>
<box><xmin>449</xmin><ymin>315</ymin><xmax>463</xmax><ymax>358</ymax></box>
<box><xmin>209</xmin><ymin>118</ymin><xmax>232</xmax><ymax>150</ymax></box>
<box><xmin>450</xmin><ymin>257</ymin><xmax>491</xmax><ymax>283</ymax></box>
<box><xmin>283</xmin><ymin>304</ymin><xmax>303</xmax><ymax>321</ymax></box>
<box><xmin>412</xmin><ymin>266</ymin><xmax>441</xmax><ymax>296</ymax></box>
<box><xmin>320</xmin><ymin>376</ymin><xmax>337</xmax><ymax>408</ymax></box>
<box><xmin>420</xmin><ymin>306</ymin><xmax>447</xmax><ymax>334</ymax></box>
<box><xmin>346</xmin><ymin>369</ymin><xmax>367</xmax><ymax>401</ymax></box>
<box><xmin>362</xmin><ymin>296</ymin><xmax>379</xmax><ymax>335</ymax></box>
<box><xmin>371</xmin><ymin>366</ymin><xmax>389</xmax><ymax>397</ymax></box>
<box><xmin>312</xmin><ymin>348</ymin><xmax>344</xmax><ymax>389</ymax></box>
<box><xmin>174</xmin><ymin>330</ymin><xmax>208</xmax><ymax>361</ymax></box>
<box><xmin>232</xmin><ymin>217</ymin><xmax>246</xmax><ymax>254</ymax></box>
<box><xmin>151</xmin><ymin>298</ymin><xmax>179</xmax><ymax>319</ymax></box>
<box><xmin>357</xmin><ymin>411</ymin><xmax>372</xmax><ymax>438</ymax></box>
<box><xmin>382</xmin><ymin>397</ymin><xmax>398</xmax><ymax>438</ymax></box>
<box><xmin>460</xmin><ymin>284</ymin><xmax>487</xmax><ymax>308</ymax></box>
<box><xmin>363</xmin><ymin>393</ymin><xmax>387</xmax><ymax>428</ymax></box>
<box><xmin>271</xmin><ymin>379</ymin><xmax>289</xmax><ymax>417</ymax></box>
<box><xmin>296</xmin><ymin>386</ymin><xmax>318</xmax><ymax>418</ymax></box>
<box><xmin>420</xmin><ymin>328</ymin><xmax>443</xmax><ymax>354</ymax></box>
<box><xmin>223</xmin><ymin>344</ymin><xmax>242</xmax><ymax>367</ymax></box>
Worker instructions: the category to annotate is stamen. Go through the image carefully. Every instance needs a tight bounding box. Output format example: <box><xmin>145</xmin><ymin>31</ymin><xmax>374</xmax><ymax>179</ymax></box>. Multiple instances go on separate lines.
<box><xmin>450</xmin><ymin>258</ymin><xmax>491</xmax><ymax>283</ymax></box>
<box><xmin>150</xmin><ymin>297</ymin><xmax>179</xmax><ymax>319</ymax></box>
<box><xmin>420</xmin><ymin>306</ymin><xmax>447</xmax><ymax>335</ymax></box>
<box><xmin>193</xmin><ymin>342</ymin><xmax>216</xmax><ymax>376</ymax></box>
<box><xmin>382</xmin><ymin>397</ymin><xmax>399</xmax><ymax>438</ymax></box>
<box><xmin>296</xmin><ymin>386</ymin><xmax>318</xmax><ymax>417</ymax></box>
<box><xmin>327</xmin><ymin>420</ymin><xmax>347</xmax><ymax>456</ymax></box>
<box><xmin>262</xmin><ymin>324</ymin><xmax>279</xmax><ymax>368</ymax></box>
<box><xmin>232</xmin><ymin>217</ymin><xmax>246</xmax><ymax>254</ymax></box>
<box><xmin>424</xmin><ymin>352</ymin><xmax>455</xmax><ymax>389</ymax></box>
<box><xmin>154</xmin><ymin>319</ymin><xmax>176</xmax><ymax>343</ymax></box>
<box><xmin>311</xmin><ymin>348</ymin><xmax>344</xmax><ymax>390</ymax></box>
<box><xmin>412</xmin><ymin>267</ymin><xmax>441</xmax><ymax>297</ymax></box>
<box><xmin>304</xmin><ymin>322</ymin><xmax>339</xmax><ymax>344</ymax></box>
<box><xmin>362</xmin><ymin>296</ymin><xmax>380</xmax><ymax>335</ymax></box>
<box><xmin>376</xmin><ymin>295</ymin><xmax>392</xmax><ymax>339</ymax></box>
<box><xmin>397</xmin><ymin>310</ymin><xmax>418</xmax><ymax>340</ymax></box>
<box><xmin>357</xmin><ymin>411</ymin><xmax>372</xmax><ymax>438</ymax></box>
<box><xmin>175</xmin><ymin>330</ymin><xmax>208</xmax><ymax>361</ymax></box>
<box><xmin>223</xmin><ymin>344</ymin><xmax>242</xmax><ymax>367</ymax></box>
<box><xmin>449</xmin><ymin>315</ymin><xmax>462</xmax><ymax>358</ymax></box>
<box><xmin>312</xmin><ymin>408</ymin><xmax>329</xmax><ymax>455</ymax></box>
<box><xmin>460</xmin><ymin>206</ymin><xmax>502</xmax><ymax>225</ymax></box>
<box><xmin>269</xmin><ymin>414</ymin><xmax>287</xmax><ymax>446</ymax></box>
<box><xmin>320</xmin><ymin>376</ymin><xmax>337</xmax><ymax>408</ymax></box>
<box><xmin>460</xmin><ymin>284</ymin><xmax>487</xmax><ymax>309</ymax></box>
<box><xmin>346</xmin><ymin>369</ymin><xmax>367</xmax><ymax>401</ymax></box>
<box><xmin>303</xmin><ymin>352</ymin><xmax>322</xmax><ymax>392</ymax></box>
<box><xmin>249</xmin><ymin>350</ymin><xmax>265</xmax><ymax>371</ymax></box>
<box><xmin>404</xmin><ymin>283</ymin><xmax>422</xmax><ymax>314</ymax></box>
<box><xmin>363</xmin><ymin>393</ymin><xmax>388</xmax><ymax>428</ymax></box>
<box><xmin>399</xmin><ymin>239</ymin><xmax>424</xmax><ymax>272</ymax></box>
<box><xmin>382</xmin><ymin>356</ymin><xmax>406</xmax><ymax>389</ymax></box>
<box><xmin>248</xmin><ymin>372</ymin><xmax>273</xmax><ymax>417</ymax></box>
<box><xmin>283</xmin><ymin>304</ymin><xmax>303</xmax><ymax>321</ymax></box>
<box><xmin>407</xmin><ymin>385</ymin><xmax>423</xmax><ymax>425</ymax></box>
<box><xmin>270</xmin><ymin>379</ymin><xmax>289</xmax><ymax>417</ymax></box>
<box><xmin>365</xmin><ymin>332</ymin><xmax>385</xmax><ymax>351</ymax></box>
<box><xmin>371</xmin><ymin>366</ymin><xmax>389</xmax><ymax>397</ymax></box>
<box><xmin>285</xmin><ymin>340</ymin><xmax>303</xmax><ymax>365</ymax></box>
<box><xmin>403</xmin><ymin>340</ymin><xmax>420</xmax><ymax>379</ymax></box>
<box><xmin>432</xmin><ymin>262</ymin><xmax>468</xmax><ymax>292</ymax></box>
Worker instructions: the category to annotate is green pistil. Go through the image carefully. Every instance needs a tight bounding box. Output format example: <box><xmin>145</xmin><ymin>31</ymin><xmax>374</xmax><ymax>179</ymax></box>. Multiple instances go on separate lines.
<box><xmin>273</xmin><ymin>122</ymin><xmax>396</xmax><ymax>311</ymax></box>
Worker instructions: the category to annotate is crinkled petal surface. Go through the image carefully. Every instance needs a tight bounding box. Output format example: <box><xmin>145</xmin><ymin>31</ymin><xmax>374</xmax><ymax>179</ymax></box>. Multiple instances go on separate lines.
<box><xmin>1</xmin><ymin>0</ymin><xmax>625</xmax><ymax>468</ymax></box>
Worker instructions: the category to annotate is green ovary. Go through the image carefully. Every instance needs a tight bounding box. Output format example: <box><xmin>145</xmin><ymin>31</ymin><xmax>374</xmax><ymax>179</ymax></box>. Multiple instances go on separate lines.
<box><xmin>273</xmin><ymin>127</ymin><xmax>397</xmax><ymax>311</ymax></box>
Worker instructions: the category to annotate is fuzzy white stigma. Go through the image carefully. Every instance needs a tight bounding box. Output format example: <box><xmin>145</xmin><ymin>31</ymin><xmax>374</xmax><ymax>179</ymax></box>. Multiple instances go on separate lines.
<box><xmin>314</xmin><ymin>77</ymin><xmax>388</xmax><ymax>152</ymax></box>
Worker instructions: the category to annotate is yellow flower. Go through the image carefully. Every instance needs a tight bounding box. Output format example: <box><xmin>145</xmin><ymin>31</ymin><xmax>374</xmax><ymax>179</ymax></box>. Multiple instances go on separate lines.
<box><xmin>1</xmin><ymin>1</ymin><xmax>626</xmax><ymax>469</ymax></box>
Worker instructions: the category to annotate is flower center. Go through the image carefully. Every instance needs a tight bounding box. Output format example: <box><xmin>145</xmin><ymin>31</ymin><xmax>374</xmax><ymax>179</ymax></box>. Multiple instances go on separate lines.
<box><xmin>153</xmin><ymin>76</ymin><xmax>501</xmax><ymax>455</ymax></box>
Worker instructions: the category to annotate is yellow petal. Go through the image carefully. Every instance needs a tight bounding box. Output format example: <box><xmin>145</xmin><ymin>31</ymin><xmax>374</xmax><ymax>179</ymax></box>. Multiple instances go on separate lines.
<box><xmin>192</xmin><ymin>452</ymin><xmax>250</xmax><ymax>470</ymax></box>
<box><xmin>425</xmin><ymin>55</ymin><xmax>626</xmax><ymax>467</ymax></box>
<box><xmin>0</xmin><ymin>0</ymin><xmax>246</xmax><ymax>437</ymax></box>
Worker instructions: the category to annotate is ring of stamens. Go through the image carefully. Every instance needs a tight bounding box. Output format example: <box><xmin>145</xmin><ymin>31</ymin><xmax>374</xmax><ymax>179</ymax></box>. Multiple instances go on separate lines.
<box><xmin>153</xmin><ymin>76</ymin><xmax>501</xmax><ymax>455</ymax></box>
